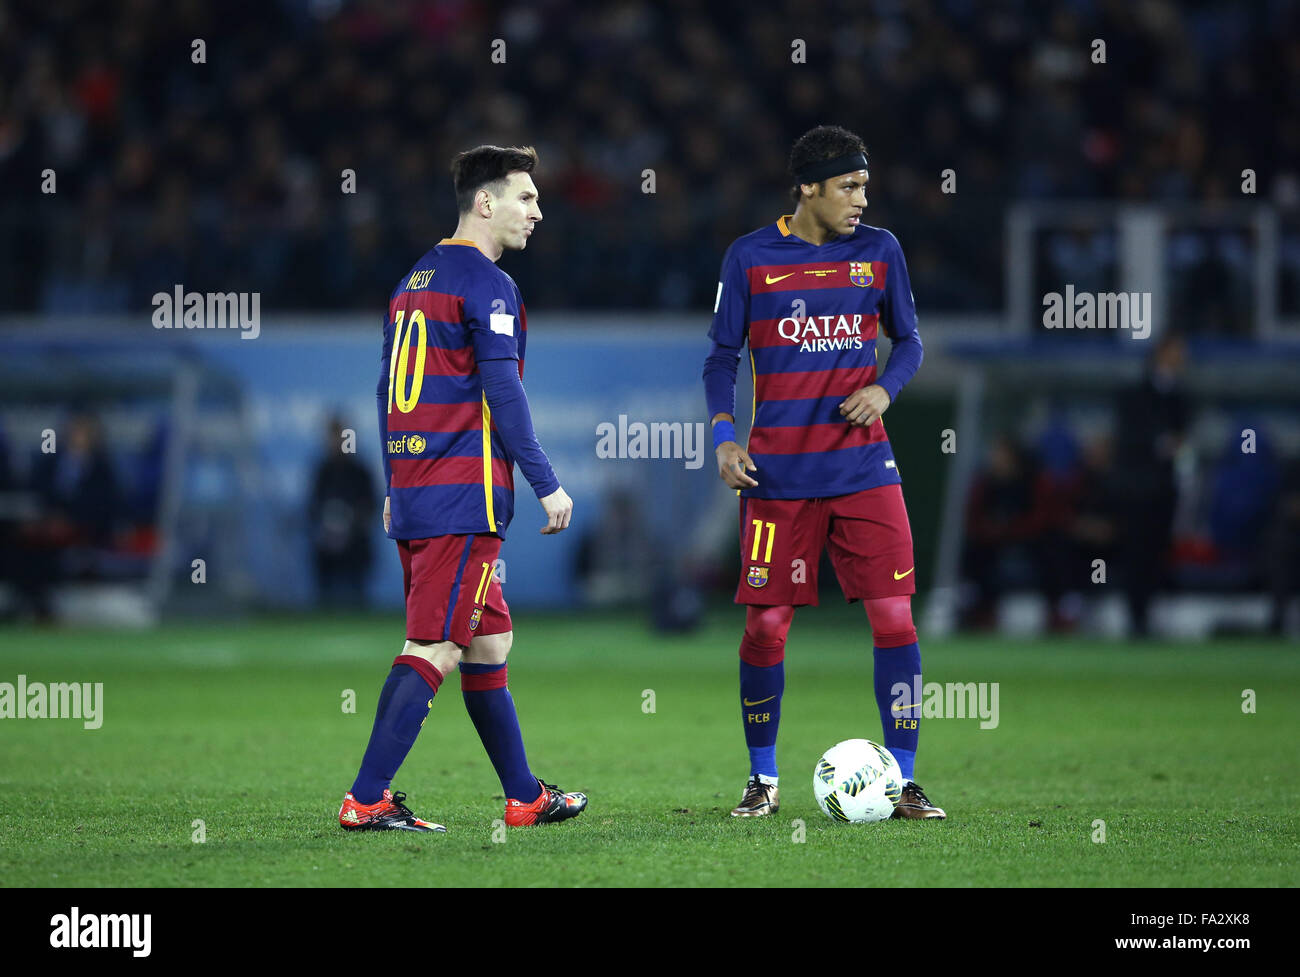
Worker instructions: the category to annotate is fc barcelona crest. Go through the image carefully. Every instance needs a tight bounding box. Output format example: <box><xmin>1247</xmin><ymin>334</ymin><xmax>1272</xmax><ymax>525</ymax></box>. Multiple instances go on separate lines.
<box><xmin>849</xmin><ymin>261</ymin><xmax>874</xmax><ymax>287</ymax></box>
<box><xmin>747</xmin><ymin>565</ymin><xmax>769</xmax><ymax>588</ymax></box>
<box><xmin>468</xmin><ymin>607</ymin><xmax>483</xmax><ymax>630</ymax></box>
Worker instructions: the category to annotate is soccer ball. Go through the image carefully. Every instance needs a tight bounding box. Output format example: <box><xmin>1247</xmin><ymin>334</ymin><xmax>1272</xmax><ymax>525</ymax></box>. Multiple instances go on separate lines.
<box><xmin>813</xmin><ymin>738</ymin><xmax>903</xmax><ymax>823</ymax></box>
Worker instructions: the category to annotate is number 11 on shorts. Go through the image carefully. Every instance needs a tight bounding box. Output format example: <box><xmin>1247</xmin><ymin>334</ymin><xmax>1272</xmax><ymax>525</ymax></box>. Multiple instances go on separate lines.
<box><xmin>750</xmin><ymin>520</ymin><xmax>776</xmax><ymax>563</ymax></box>
<box><xmin>473</xmin><ymin>561</ymin><xmax>492</xmax><ymax>604</ymax></box>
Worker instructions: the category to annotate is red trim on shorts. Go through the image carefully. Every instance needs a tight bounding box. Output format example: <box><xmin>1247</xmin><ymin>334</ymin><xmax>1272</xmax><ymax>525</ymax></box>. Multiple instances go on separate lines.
<box><xmin>394</xmin><ymin>654</ymin><xmax>445</xmax><ymax>693</ymax></box>
<box><xmin>460</xmin><ymin>666</ymin><xmax>508</xmax><ymax>691</ymax></box>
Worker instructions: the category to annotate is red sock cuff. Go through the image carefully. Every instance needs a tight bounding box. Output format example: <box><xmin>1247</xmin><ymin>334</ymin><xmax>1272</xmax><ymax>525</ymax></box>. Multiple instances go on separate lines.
<box><xmin>393</xmin><ymin>654</ymin><xmax>445</xmax><ymax>693</ymax></box>
<box><xmin>872</xmin><ymin>629</ymin><xmax>918</xmax><ymax>649</ymax></box>
<box><xmin>460</xmin><ymin>665</ymin><xmax>508</xmax><ymax>692</ymax></box>
<box><xmin>739</xmin><ymin>634</ymin><xmax>786</xmax><ymax>667</ymax></box>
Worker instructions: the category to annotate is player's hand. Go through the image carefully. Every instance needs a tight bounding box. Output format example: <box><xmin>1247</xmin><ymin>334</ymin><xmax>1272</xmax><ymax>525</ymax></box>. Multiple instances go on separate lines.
<box><xmin>383</xmin><ymin>495</ymin><xmax>391</xmax><ymax>534</ymax></box>
<box><xmin>539</xmin><ymin>486</ymin><xmax>573</xmax><ymax>534</ymax></box>
<box><xmin>840</xmin><ymin>384</ymin><xmax>891</xmax><ymax>427</ymax></box>
<box><xmin>716</xmin><ymin>442</ymin><xmax>758</xmax><ymax>489</ymax></box>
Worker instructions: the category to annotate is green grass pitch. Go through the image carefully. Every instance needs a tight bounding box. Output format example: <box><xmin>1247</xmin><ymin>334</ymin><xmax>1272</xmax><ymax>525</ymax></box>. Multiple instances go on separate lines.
<box><xmin>1</xmin><ymin>604</ymin><xmax>1296</xmax><ymax>887</ymax></box>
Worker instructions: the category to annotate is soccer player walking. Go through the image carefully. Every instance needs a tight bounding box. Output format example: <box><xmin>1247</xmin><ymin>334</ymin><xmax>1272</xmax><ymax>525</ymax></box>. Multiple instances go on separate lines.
<box><xmin>339</xmin><ymin>145</ymin><xmax>587</xmax><ymax>832</ymax></box>
<box><xmin>702</xmin><ymin>126</ymin><xmax>944</xmax><ymax>820</ymax></box>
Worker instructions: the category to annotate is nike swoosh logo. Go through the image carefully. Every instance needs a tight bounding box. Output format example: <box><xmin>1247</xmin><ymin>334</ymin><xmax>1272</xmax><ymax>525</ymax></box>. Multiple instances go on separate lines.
<box><xmin>764</xmin><ymin>273</ymin><xmax>794</xmax><ymax>284</ymax></box>
<box><xmin>893</xmin><ymin>567</ymin><xmax>915</xmax><ymax>580</ymax></box>
<box><xmin>743</xmin><ymin>695</ymin><xmax>777</xmax><ymax>706</ymax></box>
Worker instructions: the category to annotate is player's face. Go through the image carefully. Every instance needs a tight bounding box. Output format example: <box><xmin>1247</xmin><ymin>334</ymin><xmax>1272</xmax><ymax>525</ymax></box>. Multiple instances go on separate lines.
<box><xmin>490</xmin><ymin>172</ymin><xmax>542</xmax><ymax>251</ymax></box>
<box><xmin>807</xmin><ymin>169</ymin><xmax>868</xmax><ymax>235</ymax></box>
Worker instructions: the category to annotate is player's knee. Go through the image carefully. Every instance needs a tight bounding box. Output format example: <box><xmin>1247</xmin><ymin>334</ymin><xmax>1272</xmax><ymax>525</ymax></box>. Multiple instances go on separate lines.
<box><xmin>740</xmin><ymin>604</ymin><xmax>794</xmax><ymax>666</ymax></box>
<box><xmin>864</xmin><ymin>595</ymin><xmax>917</xmax><ymax>647</ymax></box>
<box><xmin>464</xmin><ymin>630</ymin><xmax>512</xmax><ymax>665</ymax></box>
<box><xmin>401</xmin><ymin>639</ymin><xmax>462</xmax><ymax>675</ymax></box>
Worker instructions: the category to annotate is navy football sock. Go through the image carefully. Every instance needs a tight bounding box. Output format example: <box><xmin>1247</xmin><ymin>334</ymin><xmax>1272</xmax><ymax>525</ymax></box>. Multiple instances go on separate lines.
<box><xmin>459</xmin><ymin>662</ymin><xmax>540</xmax><ymax>803</ymax></box>
<box><xmin>351</xmin><ymin>658</ymin><xmax>443</xmax><ymax>805</ymax></box>
<box><xmin>873</xmin><ymin>641</ymin><xmax>921</xmax><ymax>782</ymax></box>
<box><xmin>740</xmin><ymin>660</ymin><xmax>783</xmax><ymax>778</ymax></box>
<box><xmin>739</xmin><ymin>626</ymin><xmax>786</xmax><ymax>779</ymax></box>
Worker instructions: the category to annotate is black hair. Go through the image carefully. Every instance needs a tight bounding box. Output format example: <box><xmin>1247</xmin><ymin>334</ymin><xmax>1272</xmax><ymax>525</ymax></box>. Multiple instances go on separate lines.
<box><xmin>788</xmin><ymin>125</ymin><xmax>867</xmax><ymax>205</ymax></box>
<box><xmin>450</xmin><ymin>145</ymin><xmax>538</xmax><ymax>214</ymax></box>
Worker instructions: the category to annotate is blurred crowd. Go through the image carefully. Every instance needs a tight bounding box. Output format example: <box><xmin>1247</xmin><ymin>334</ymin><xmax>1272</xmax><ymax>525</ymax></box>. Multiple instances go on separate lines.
<box><xmin>2</xmin><ymin>0</ymin><xmax>1297</xmax><ymax>315</ymax></box>
<box><xmin>960</xmin><ymin>336</ymin><xmax>1300</xmax><ymax>635</ymax></box>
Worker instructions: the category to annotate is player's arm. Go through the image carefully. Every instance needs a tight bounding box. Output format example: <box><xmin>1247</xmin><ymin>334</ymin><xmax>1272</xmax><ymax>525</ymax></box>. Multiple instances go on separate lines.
<box><xmin>478</xmin><ymin>360</ymin><xmax>569</xmax><ymax>533</ymax></box>
<box><xmin>703</xmin><ymin>243</ymin><xmax>758</xmax><ymax>488</ymax></box>
<box><xmin>377</xmin><ymin>313</ymin><xmax>394</xmax><ymax>533</ymax></box>
<box><xmin>465</xmin><ymin>287</ymin><xmax>569</xmax><ymax>534</ymax></box>
<box><xmin>840</xmin><ymin>231</ymin><xmax>924</xmax><ymax>428</ymax></box>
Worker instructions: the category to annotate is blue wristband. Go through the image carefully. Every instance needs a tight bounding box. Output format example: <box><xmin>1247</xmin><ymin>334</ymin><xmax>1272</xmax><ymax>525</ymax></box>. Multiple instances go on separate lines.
<box><xmin>712</xmin><ymin>419</ymin><xmax>737</xmax><ymax>450</ymax></box>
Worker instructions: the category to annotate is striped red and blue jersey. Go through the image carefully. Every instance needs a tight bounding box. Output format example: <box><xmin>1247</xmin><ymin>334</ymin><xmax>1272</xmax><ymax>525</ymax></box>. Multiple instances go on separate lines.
<box><xmin>379</xmin><ymin>239</ymin><xmax>527</xmax><ymax>540</ymax></box>
<box><xmin>708</xmin><ymin>216</ymin><xmax>919</xmax><ymax>500</ymax></box>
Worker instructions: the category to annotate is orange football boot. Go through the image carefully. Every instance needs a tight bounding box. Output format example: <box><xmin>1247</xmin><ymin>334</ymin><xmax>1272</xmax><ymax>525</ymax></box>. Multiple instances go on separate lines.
<box><xmin>339</xmin><ymin>788</ymin><xmax>446</xmax><ymax>832</ymax></box>
<box><xmin>504</xmin><ymin>779</ymin><xmax>588</xmax><ymax>826</ymax></box>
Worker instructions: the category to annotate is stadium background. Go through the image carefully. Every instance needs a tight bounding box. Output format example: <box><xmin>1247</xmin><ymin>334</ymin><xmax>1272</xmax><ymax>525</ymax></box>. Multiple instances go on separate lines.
<box><xmin>0</xmin><ymin>0</ymin><xmax>1298</xmax><ymax>891</ymax></box>
<box><xmin>2</xmin><ymin>0</ymin><xmax>1297</xmax><ymax>636</ymax></box>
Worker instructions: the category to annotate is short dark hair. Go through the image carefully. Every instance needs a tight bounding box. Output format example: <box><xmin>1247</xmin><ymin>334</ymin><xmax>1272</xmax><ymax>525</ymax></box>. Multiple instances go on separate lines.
<box><xmin>788</xmin><ymin>126</ymin><xmax>868</xmax><ymax>205</ymax></box>
<box><xmin>450</xmin><ymin>145</ymin><xmax>538</xmax><ymax>214</ymax></box>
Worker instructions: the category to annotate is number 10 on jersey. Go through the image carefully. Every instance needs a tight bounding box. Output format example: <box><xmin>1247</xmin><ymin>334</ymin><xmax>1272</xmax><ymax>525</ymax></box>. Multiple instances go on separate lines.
<box><xmin>387</xmin><ymin>309</ymin><xmax>428</xmax><ymax>414</ymax></box>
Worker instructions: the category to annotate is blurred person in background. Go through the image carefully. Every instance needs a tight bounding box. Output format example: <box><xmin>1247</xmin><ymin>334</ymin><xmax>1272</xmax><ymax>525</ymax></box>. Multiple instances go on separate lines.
<box><xmin>19</xmin><ymin>411</ymin><xmax>122</xmax><ymax>620</ymax></box>
<box><xmin>1066</xmin><ymin>433</ymin><xmax>1122</xmax><ymax>576</ymax></box>
<box><xmin>574</xmin><ymin>487</ymin><xmax>652</xmax><ymax>607</ymax></box>
<box><xmin>1266</xmin><ymin>456</ymin><xmax>1300</xmax><ymax>636</ymax></box>
<box><xmin>1054</xmin><ymin>432</ymin><xmax>1123</xmax><ymax>631</ymax></box>
<box><xmin>0</xmin><ymin>423</ymin><xmax>27</xmax><ymax>620</ymax></box>
<box><xmin>1113</xmin><ymin>333</ymin><xmax>1189</xmax><ymax>637</ymax></box>
<box><xmin>308</xmin><ymin>415</ymin><xmax>378</xmax><ymax>609</ymax></box>
<box><xmin>1206</xmin><ymin>419</ymin><xmax>1280</xmax><ymax>589</ymax></box>
<box><xmin>961</xmin><ymin>434</ymin><xmax>1045</xmax><ymax>629</ymax></box>
<box><xmin>1032</xmin><ymin>411</ymin><xmax>1084</xmax><ymax>631</ymax></box>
